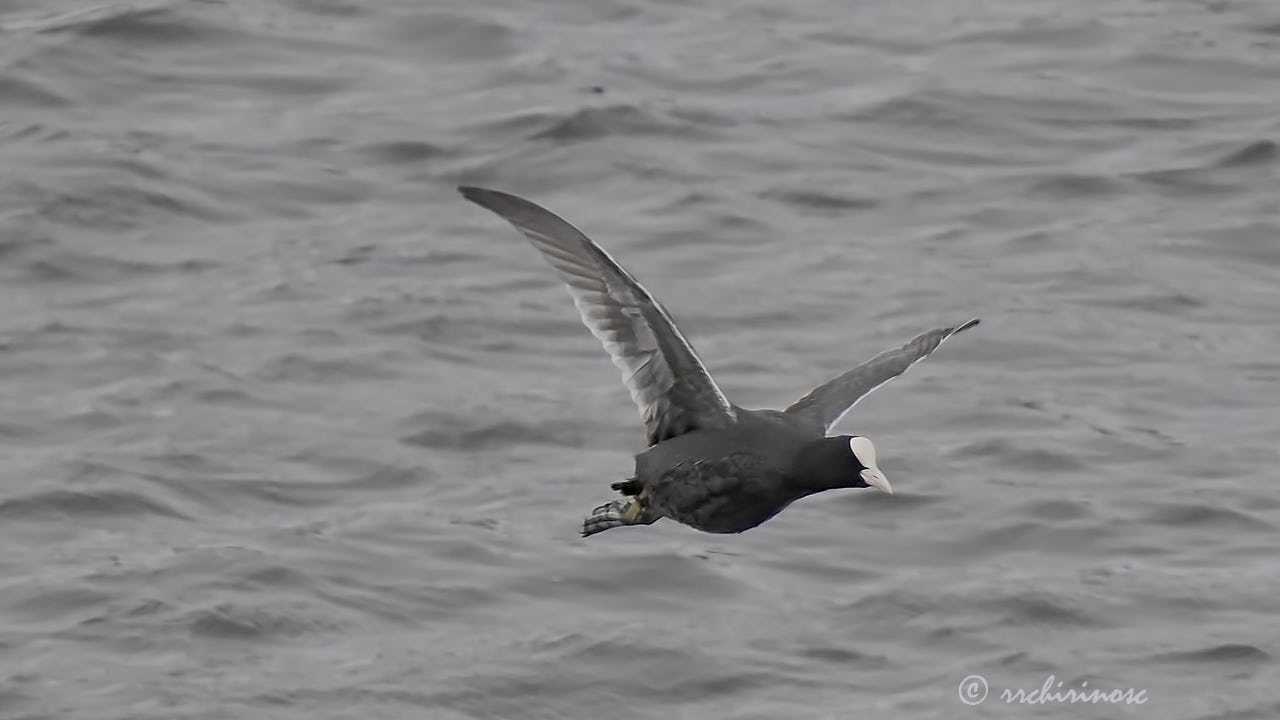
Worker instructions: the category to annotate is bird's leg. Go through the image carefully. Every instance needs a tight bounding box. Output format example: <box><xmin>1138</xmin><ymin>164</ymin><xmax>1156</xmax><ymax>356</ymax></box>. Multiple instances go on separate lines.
<box><xmin>623</xmin><ymin>497</ymin><xmax>646</xmax><ymax>522</ymax></box>
<box><xmin>610</xmin><ymin>477</ymin><xmax>643</xmax><ymax>496</ymax></box>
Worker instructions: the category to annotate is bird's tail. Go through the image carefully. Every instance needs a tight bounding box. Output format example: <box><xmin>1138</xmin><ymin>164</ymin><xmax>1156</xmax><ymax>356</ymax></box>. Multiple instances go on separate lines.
<box><xmin>581</xmin><ymin>497</ymin><xmax>658</xmax><ymax>537</ymax></box>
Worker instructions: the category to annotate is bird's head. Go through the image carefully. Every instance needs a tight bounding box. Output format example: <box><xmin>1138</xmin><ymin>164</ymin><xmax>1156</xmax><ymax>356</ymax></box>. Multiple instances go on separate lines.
<box><xmin>793</xmin><ymin>435</ymin><xmax>892</xmax><ymax>494</ymax></box>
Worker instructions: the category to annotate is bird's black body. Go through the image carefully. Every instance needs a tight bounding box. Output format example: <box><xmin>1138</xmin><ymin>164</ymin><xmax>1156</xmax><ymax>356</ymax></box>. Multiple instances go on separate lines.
<box><xmin>631</xmin><ymin>410</ymin><xmax>814</xmax><ymax>533</ymax></box>
<box><xmin>458</xmin><ymin>185</ymin><xmax>978</xmax><ymax>538</ymax></box>
<box><xmin>623</xmin><ymin>409</ymin><xmax>882</xmax><ymax>533</ymax></box>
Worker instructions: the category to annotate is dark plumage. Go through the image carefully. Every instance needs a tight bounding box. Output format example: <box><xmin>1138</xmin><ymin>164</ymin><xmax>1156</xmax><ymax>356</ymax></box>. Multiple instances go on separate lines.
<box><xmin>459</xmin><ymin>186</ymin><xmax>978</xmax><ymax>537</ymax></box>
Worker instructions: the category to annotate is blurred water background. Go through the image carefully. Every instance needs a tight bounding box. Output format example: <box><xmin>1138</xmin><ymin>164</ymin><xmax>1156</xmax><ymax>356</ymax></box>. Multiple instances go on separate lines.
<box><xmin>2</xmin><ymin>1</ymin><xmax>1279</xmax><ymax>718</ymax></box>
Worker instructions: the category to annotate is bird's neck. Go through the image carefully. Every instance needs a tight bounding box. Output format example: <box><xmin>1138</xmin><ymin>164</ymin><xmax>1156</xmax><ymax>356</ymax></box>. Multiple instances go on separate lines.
<box><xmin>789</xmin><ymin>437</ymin><xmax>855</xmax><ymax>493</ymax></box>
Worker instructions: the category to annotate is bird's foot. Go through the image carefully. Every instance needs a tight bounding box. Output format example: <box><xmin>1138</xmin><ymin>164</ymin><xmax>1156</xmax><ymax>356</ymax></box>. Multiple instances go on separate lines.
<box><xmin>581</xmin><ymin>497</ymin><xmax>656</xmax><ymax>537</ymax></box>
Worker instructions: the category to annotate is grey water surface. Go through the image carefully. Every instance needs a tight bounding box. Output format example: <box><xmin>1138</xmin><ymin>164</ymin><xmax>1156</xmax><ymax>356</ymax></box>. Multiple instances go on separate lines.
<box><xmin>2</xmin><ymin>1</ymin><xmax>1280</xmax><ymax>718</ymax></box>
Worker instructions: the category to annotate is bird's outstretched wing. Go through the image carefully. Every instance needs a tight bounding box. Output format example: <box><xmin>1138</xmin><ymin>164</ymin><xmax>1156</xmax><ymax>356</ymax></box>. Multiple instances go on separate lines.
<box><xmin>784</xmin><ymin>318</ymin><xmax>979</xmax><ymax>433</ymax></box>
<box><xmin>459</xmin><ymin>186</ymin><xmax>736</xmax><ymax>445</ymax></box>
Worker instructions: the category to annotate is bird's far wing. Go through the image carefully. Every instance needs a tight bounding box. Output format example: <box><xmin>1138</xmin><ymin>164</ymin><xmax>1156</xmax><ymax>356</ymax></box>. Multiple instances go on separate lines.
<box><xmin>459</xmin><ymin>186</ymin><xmax>736</xmax><ymax>445</ymax></box>
<box><xmin>784</xmin><ymin>318</ymin><xmax>979</xmax><ymax>433</ymax></box>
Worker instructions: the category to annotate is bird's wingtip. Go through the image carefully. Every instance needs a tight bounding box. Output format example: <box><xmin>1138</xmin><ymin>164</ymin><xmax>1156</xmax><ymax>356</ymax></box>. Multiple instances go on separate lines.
<box><xmin>459</xmin><ymin>186</ymin><xmax>521</xmax><ymax>210</ymax></box>
<box><xmin>956</xmin><ymin>317</ymin><xmax>980</xmax><ymax>333</ymax></box>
